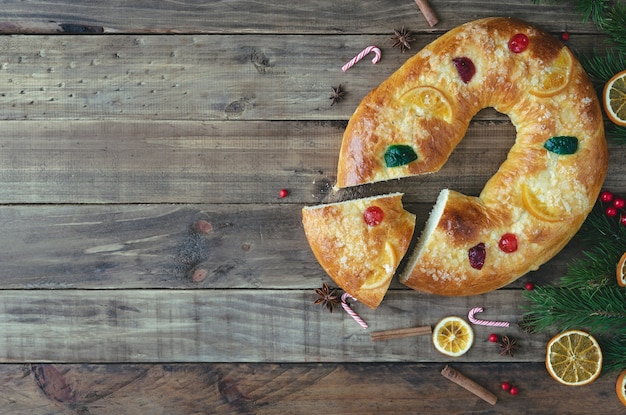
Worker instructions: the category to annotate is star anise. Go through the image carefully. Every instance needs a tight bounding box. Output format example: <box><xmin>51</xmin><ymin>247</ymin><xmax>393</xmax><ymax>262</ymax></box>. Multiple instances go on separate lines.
<box><xmin>329</xmin><ymin>84</ymin><xmax>346</xmax><ymax>106</ymax></box>
<box><xmin>391</xmin><ymin>26</ymin><xmax>415</xmax><ymax>53</ymax></box>
<box><xmin>314</xmin><ymin>283</ymin><xmax>341</xmax><ymax>312</ymax></box>
<box><xmin>498</xmin><ymin>335</ymin><xmax>519</xmax><ymax>357</ymax></box>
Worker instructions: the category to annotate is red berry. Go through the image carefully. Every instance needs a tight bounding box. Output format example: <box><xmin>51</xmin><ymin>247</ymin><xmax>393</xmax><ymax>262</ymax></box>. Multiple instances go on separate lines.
<box><xmin>509</xmin><ymin>386</ymin><xmax>519</xmax><ymax>395</ymax></box>
<box><xmin>621</xmin><ymin>214</ymin><xmax>626</xmax><ymax>226</ymax></box>
<box><xmin>561</xmin><ymin>32</ymin><xmax>570</xmax><ymax>41</ymax></box>
<box><xmin>613</xmin><ymin>197</ymin><xmax>625</xmax><ymax>209</ymax></box>
<box><xmin>498</xmin><ymin>233</ymin><xmax>518</xmax><ymax>253</ymax></box>
<box><xmin>363</xmin><ymin>206</ymin><xmax>384</xmax><ymax>226</ymax></box>
<box><xmin>501</xmin><ymin>382</ymin><xmax>512</xmax><ymax>391</ymax></box>
<box><xmin>508</xmin><ymin>33</ymin><xmax>529</xmax><ymax>53</ymax></box>
<box><xmin>600</xmin><ymin>191</ymin><xmax>613</xmax><ymax>203</ymax></box>
<box><xmin>606</xmin><ymin>206</ymin><xmax>618</xmax><ymax>217</ymax></box>
<box><xmin>279</xmin><ymin>189</ymin><xmax>288</xmax><ymax>198</ymax></box>
<box><xmin>489</xmin><ymin>333</ymin><xmax>499</xmax><ymax>343</ymax></box>
<box><xmin>525</xmin><ymin>282</ymin><xmax>535</xmax><ymax>290</ymax></box>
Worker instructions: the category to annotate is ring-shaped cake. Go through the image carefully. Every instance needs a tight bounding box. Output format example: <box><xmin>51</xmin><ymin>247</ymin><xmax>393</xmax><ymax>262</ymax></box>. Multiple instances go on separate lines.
<box><xmin>303</xmin><ymin>17</ymin><xmax>608</xmax><ymax>305</ymax></box>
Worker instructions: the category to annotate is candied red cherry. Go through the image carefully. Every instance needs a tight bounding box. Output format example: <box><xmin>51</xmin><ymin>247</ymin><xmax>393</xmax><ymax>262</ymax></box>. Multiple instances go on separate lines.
<box><xmin>363</xmin><ymin>206</ymin><xmax>384</xmax><ymax>226</ymax></box>
<box><xmin>452</xmin><ymin>57</ymin><xmax>476</xmax><ymax>83</ymax></box>
<box><xmin>468</xmin><ymin>242</ymin><xmax>486</xmax><ymax>270</ymax></box>
<box><xmin>508</xmin><ymin>33</ymin><xmax>529</xmax><ymax>53</ymax></box>
<box><xmin>498</xmin><ymin>233</ymin><xmax>518</xmax><ymax>253</ymax></box>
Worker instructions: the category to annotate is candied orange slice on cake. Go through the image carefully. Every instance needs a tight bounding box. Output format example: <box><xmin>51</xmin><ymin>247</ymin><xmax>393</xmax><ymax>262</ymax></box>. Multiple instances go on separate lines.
<box><xmin>521</xmin><ymin>184</ymin><xmax>561</xmax><ymax>222</ymax></box>
<box><xmin>399</xmin><ymin>86</ymin><xmax>453</xmax><ymax>123</ymax></box>
<box><xmin>529</xmin><ymin>47</ymin><xmax>573</xmax><ymax>97</ymax></box>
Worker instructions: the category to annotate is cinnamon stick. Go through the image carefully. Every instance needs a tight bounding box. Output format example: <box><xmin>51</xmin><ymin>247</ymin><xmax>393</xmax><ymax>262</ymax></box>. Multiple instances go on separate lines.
<box><xmin>414</xmin><ymin>0</ymin><xmax>439</xmax><ymax>27</ymax></box>
<box><xmin>370</xmin><ymin>325</ymin><xmax>432</xmax><ymax>341</ymax></box>
<box><xmin>441</xmin><ymin>365</ymin><xmax>497</xmax><ymax>405</ymax></box>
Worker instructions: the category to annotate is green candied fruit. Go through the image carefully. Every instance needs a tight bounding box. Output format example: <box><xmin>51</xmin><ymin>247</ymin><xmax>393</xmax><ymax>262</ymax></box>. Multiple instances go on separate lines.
<box><xmin>544</xmin><ymin>136</ymin><xmax>578</xmax><ymax>155</ymax></box>
<box><xmin>384</xmin><ymin>144</ymin><xmax>418</xmax><ymax>168</ymax></box>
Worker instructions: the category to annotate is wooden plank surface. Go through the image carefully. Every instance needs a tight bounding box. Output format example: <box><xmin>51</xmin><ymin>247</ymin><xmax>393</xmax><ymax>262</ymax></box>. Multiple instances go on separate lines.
<box><xmin>0</xmin><ymin>362</ymin><xmax>621</xmax><ymax>414</ymax></box>
<box><xmin>0</xmin><ymin>203</ymin><xmax>607</xmax><ymax>289</ymax></box>
<box><xmin>0</xmin><ymin>120</ymin><xmax>623</xmax><ymax>204</ymax></box>
<box><xmin>0</xmin><ymin>0</ymin><xmax>623</xmax><ymax>413</ymax></box>
<box><xmin>0</xmin><ymin>0</ymin><xmax>598</xmax><ymax>34</ymax></box>
<box><xmin>0</xmin><ymin>34</ymin><xmax>611</xmax><ymax>122</ymax></box>
<box><xmin>0</xmin><ymin>289</ymin><xmax>542</xmax><ymax>363</ymax></box>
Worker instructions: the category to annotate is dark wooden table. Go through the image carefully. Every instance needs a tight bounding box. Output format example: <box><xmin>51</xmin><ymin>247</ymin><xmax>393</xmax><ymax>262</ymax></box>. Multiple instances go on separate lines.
<box><xmin>0</xmin><ymin>1</ymin><xmax>624</xmax><ymax>413</ymax></box>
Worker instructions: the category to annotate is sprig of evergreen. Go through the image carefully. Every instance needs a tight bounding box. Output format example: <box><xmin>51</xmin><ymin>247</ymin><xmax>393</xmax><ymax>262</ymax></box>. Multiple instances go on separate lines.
<box><xmin>578</xmin><ymin>50</ymin><xmax>626</xmax><ymax>89</ymax></box>
<box><xmin>522</xmin><ymin>197</ymin><xmax>626</xmax><ymax>372</ymax></box>
<box><xmin>521</xmin><ymin>285</ymin><xmax>626</xmax><ymax>334</ymax></box>
<box><xmin>599</xmin><ymin>1</ymin><xmax>626</xmax><ymax>51</ymax></box>
<box><xmin>601</xmin><ymin>335</ymin><xmax>626</xmax><ymax>373</ymax></box>
<box><xmin>532</xmin><ymin>0</ymin><xmax>626</xmax><ymax>52</ymax></box>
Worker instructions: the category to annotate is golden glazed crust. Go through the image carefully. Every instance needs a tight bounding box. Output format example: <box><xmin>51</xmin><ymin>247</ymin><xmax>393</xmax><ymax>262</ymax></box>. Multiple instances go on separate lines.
<box><xmin>302</xmin><ymin>193</ymin><xmax>415</xmax><ymax>309</ymax></box>
<box><xmin>335</xmin><ymin>17</ymin><xmax>608</xmax><ymax>296</ymax></box>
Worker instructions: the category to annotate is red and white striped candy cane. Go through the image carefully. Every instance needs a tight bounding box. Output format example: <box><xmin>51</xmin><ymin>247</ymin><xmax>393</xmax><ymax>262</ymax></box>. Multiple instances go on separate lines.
<box><xmin>341</xmin><ymin>46</ymin><xmax>381</xmax><ymax>72</ymax></box>
<box><xmin>467</xmin><ymin>307</ymin><xmax>510</xmax><ymax>328</ymax></box>
<box><xmin>341</xmin><ymin>292</ymin><xmax>368</xmax><ymax>329</ymax></box>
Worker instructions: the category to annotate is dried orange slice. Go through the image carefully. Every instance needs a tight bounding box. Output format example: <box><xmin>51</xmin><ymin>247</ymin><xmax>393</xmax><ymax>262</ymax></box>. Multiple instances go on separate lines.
<box><xmin>603</xmin><ymin>70</ymin><xmax>626</xmax><ymax>127</ymax></box>
<box><xmin>529</xmin><ymin>47</ymin><xmax>573</xmax><ymax>97</ymax></box>
<box><xmin>399</xmin><ymin>86</ymin><xmax>453</xmax><ymax>123</ymax></box>
<box><xmin>545</xmin><ymin>330</ymin><xmax>602</xmax><ymax>386</ymax></box>
<box><xmin>616</xmin><ymin>370</ymin><xmax>626</xmax><ymax>407</ymax></box>
<box><xmin>432</xmin><ymin>316</ymin><xmax>474</xmax><ymax>357</ymax></box>
<box><xmin>617</xmin><ymin>252</ymin><xmax>626</xmax><ymax>287</ymax></box>
<box><xmin>521</xmin><ymin>184</ymin><xmax>561</xmax><ymax>222</ymax></box>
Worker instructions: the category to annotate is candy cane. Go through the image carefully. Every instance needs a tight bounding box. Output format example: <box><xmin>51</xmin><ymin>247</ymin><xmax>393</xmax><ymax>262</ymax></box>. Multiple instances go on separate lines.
<box><xmin>341</xmin><ymin>46</ymin><xmax>382</xmax><ymax>72</ymax></box>
<box><xmin>467</xmin><ymin>307</ymin><xmax>510</xmax><ymax>328</ymax></box>
<box><xmin>341</xmin><ymin>292</ymin><xmax>368</xmax><ymax>329</ymax></box>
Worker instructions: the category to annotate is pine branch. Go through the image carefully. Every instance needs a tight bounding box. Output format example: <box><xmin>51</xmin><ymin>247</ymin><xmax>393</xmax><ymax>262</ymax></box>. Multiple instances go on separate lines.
<box><xmin>600</xmin><ymin>1</ymin><xmax>626</xmax><ymax>52</ymax></box>
<box><xmin>577</xmin><ymin>199</ymin><xmax>626</xmax><ymax>246</ymax></box>
<box><xmin>530</xmin><ymin>0</ymin><xmax>610</xmax><ymax>23</ymax></box>
<box><xmin>531</xmin><ymin>0</ymin><xmax>626</xmax><ymax>53</ymax></box>
<box><xmin>521</xmin><ymin>285</ymin><xmax>626</xmax><ymax>335</ymax></box>
<box><xmin>600</xmin><ymin>335</ymin><xmax>626</xmax><ymax>373</ymax></box>
<box><xmin>607</xmin><ymin>124</ymin><xmax>626</xmax><ymax>145</ymax></box>
<box><xmin>562</xmin><ymin>200</ymin><xmax>626</xmax><ymax>287</ymax></box>
<box><xmin>578</xmin><ymin>50</ymin><xmax>626</xmax><ymax>87</ymax></box>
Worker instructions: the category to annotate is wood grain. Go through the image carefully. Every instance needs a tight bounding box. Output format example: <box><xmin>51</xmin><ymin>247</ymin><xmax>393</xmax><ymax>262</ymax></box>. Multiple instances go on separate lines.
<box><xmin>0</xmin><ymin>34</ymin><xmax>610</xmax><ymax>122</ymax></box>
<box><xmin>0</xmin><ymin>203</ymin><xmax>607</xmax><ymax>289</ymax></box>
<box><xmin>0</xmin><ymin>289</ymin><xmax>544</xmax><ymax>363</ymax></box>
<box><xmin>0</xmin><ymin>363</ymin><xmax>622</xmax><ymax>414</ymax></box>
<box><xmin>0</xmin><ymin>120</ymin><xmax>623</xmax><ymax>204</ymax></box>
<box><xmin>0</xmin><ymin>0</ymin><xmax>598</xmax><ymax>34</ymax></box>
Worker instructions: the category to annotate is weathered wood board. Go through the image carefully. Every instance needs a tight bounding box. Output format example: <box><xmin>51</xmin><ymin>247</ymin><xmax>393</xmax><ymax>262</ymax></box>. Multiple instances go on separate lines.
<box><xmin>0</xmin><ymin>363</ymin><xmax>623</xmax><ymax>414</ymax></box>
<box><xmin>0</xmin><ymin>289</ymin><xmax>543</xmax><ymax>363</ymax></box>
